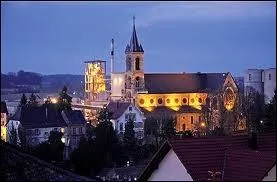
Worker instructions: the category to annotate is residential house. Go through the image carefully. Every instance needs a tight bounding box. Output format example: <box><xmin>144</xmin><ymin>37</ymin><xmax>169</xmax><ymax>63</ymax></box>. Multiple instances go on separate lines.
<box><xmin>61</xmin><ymin>110</ymin><xmax>87</xmax><ymax>150</ymax></box>
<box><xmin>1</xmin><ymin>101</ymin><xmax>9</xmax><ymax>141</ymax></box>
<box><xmin>139</xmin><ymin>132</ymin><xmax>276</xmax><ymax>181</ymax></box>
<box><xmin>9</xmin><ymin>104</ymin><xmax>68</xmax><ymax>146</ymax></box>
<box><xmin>106</xmin><ymin>102</ymin><xmax>145</xmax><ymax>140</ymax></box>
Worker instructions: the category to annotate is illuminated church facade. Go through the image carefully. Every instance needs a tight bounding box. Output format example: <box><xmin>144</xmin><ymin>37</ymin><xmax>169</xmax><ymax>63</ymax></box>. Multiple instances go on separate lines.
<box><xmin>111</xmin><ymin>18</ymin><xmax>244</xmax><ymax>132</ymax></box>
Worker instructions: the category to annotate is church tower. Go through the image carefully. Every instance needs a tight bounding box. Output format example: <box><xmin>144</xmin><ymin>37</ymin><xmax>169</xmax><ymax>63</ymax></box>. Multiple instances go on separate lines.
<box><xmin>125</xmin><ymin>16</ymin><xmax>145</xmax><ymax>102</ymax></box>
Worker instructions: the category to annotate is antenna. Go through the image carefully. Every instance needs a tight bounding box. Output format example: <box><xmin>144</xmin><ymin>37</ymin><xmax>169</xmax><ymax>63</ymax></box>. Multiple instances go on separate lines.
<box><xmin>111</xmin><ymin>38</ymin><xmax>115</xmax><ymax>73</ymax></box>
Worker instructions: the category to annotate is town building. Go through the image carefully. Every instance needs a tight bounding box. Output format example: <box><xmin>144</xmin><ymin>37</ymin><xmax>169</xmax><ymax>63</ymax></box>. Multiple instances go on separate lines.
<box><xmin>61</xmin><ymin>109</ymin><xmax>87</xmax><ymax>150</ymax></box>
<box><xmin>8</xmin><ymin>104</ymin><xmax>86</xmax><ymax>154</ymax></box>
<box><xmin>107</xmin><ymin>101</ymin><xmax>145</xmax><ymax>140</ymax></box>
<box><xmin>139</xmin><ymin>132</ymin><xmax>276</xmax><ymax>181</ymax></box>
<box><xmin>244</xmin><ymin>68</ymin><xmax>276</xmax><ymax>103</ymax></box>
<box><xmin>1</xmin><ymin>101</ymin><xmax>9</xmax><ymax>142</ymax></box>
<box><xmin>110</xmin><ymin>17</ymin><xmax>241</xmax><ymax>132</ymax></box>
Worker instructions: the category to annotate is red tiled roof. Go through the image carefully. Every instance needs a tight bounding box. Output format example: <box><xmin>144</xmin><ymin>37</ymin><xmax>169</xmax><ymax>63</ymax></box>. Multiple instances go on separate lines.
<box><xmin>139</xmin><ymin>132</ymin><xmax>276</xmax><ymax>181</ymax></box>
<box><xmin>223</xmin><ymin>149</ymin><xmax>276</xmax><ymax>181</ymax></box>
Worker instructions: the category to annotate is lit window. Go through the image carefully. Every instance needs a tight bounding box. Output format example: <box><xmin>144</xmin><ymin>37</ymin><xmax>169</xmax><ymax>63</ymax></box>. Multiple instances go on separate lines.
<box><xmin>191</xmin><ymin>98</ymin><xmax>195</xmax><ymax>103</ymax></box>
<box><xmin>61</xmin><ymin>128</ymin><xmax>65</xmax><ymax>133</ymax></box>
<box><xmin>139</xmin><ymin>99</ymin><xmax>144</xmax><ymax>105</ymax></box>
<box><xmin>269</xmin><ymin>73</ymin><xmax>271</xmax><ymax>80</ymax></box>
<box><xmin>175</xmin><ymin>98</ymin><xmax>179</xmax><ymax>103</ymax></box>
<box><xmin>166</xmin><ymin>99</ymin><xmax>170</xmax><ymax>104</ymax></box>
<box><xmin>150</xmin><ymin>99</ymin><xmax>154</xmax><ymax>104</ymax></box>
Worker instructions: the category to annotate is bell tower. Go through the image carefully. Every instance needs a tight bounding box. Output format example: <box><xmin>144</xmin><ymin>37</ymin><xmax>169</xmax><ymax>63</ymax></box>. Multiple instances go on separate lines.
<box><xmin>125</xmin><ymin>16</ymin><xmax>145</xmax><ymax>102</ymax></box>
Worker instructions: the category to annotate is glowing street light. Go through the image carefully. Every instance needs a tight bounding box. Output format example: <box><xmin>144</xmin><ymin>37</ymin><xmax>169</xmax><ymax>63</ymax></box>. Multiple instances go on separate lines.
<box><xmin>260</xmin><ymin>120</ymin><xmax>263</xmax><ymax>124</ymax></box>
<box><xmin>51</xmin><ymin>98</ymin><xmax>57</xmax><ymax>103</ymax></box>
<box><xmin>201</xmin><ymin>122</ymin><xmax>206</xmax><ymax>127</ymax></box>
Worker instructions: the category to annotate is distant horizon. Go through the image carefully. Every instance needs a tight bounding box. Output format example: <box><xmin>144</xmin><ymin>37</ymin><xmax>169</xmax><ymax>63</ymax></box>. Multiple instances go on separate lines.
<box><xmin>1</xmin><ymin>1</ymin><xmax>276</xmax><ymax>77</ymax></box>
<box><xmin>3</xmin><ymin>68</ymin><xmax>277</xmax><ymax>78</ymax></box>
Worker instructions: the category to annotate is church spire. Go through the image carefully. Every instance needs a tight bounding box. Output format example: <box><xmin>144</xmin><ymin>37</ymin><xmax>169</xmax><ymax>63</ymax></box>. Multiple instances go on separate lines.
<box><xmin>125</xmin><ymin>16</ymin><xmax>144</xmax><ymax>53</ymax></box>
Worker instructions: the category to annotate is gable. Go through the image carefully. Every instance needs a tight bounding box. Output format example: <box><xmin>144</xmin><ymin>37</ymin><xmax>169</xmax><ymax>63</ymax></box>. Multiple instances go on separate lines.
<box><xmin>148</xmin><ymin>149</ymin><xmax>193</xmax><ymax>181</ymax></box>
<box><xmin>117</xmin><ymin>104</ymin><xmax>145</xmax><ymax>122</ymax></box>
<box><xmin>223</xmin><ymin>73</ymin><xmax>239</xmax><ymax>92</ymax></box>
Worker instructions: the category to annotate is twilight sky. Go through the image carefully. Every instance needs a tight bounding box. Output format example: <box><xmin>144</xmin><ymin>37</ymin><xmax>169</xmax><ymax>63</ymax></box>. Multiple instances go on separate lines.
<box><xmin>1</xmin><ymin>1</ymin><xmax>276</xmax><ymax>76</ymax></box>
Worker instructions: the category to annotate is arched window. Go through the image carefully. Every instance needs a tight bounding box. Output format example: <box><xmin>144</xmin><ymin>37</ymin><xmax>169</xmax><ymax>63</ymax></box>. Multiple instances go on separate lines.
<box><xmin>158</xmin><ymin>98</ymin><xmax>163</xmax><ymax>104</ymax></box>
<box><xmin>126</xmin><ymin>91</ymin><xmax>131</xmax><ymax>98</ymax></box>
<box><xmin>182</xmin><ymin>124</ymin><xmax>186</xmax><ymax>131</ymax></box>
<box><xmin>127</xmin><ymin>76</ymin><xmax>132</xmax><ymax>88</ymax></box>
<box><xmin>135</xmin><ymin>77</ymin><xmax>140</xmax><ymax>88</ymax></box>
<box><xmin>135</xmin><ymin>57</ymin><xmax>140</xmax><ymax>70</ymax></box>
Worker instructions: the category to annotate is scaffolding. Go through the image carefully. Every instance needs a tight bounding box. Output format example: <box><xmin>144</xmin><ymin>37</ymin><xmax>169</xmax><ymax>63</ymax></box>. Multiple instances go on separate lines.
<box><xmin>84</xmin><ymin>60</ymin><xmax>106</xmax><ymax>103</ymax></box>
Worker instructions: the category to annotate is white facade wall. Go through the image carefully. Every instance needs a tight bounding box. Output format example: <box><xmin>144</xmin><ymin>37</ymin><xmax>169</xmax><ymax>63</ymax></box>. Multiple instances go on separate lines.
<box><xmin>244</xmin><ymin>69</ymin><xmax>264</xmax><ymax>95</ymax></box>
<box><xmin>111</xmin><ymin>73</ymin><xmax>126</xmax><ymax>100</ymax></box>
<box><xmin>263</xmin><ymin>165</ymin><xmax>276</xmax><ymax>181</ymax></box>
<box><xmin>111</xmin><ymin>104</ymin><xmax>145</xmax><ymax>139</ymax></box>
<box><xmin>148</xmin><ymin>149</ymin><xmax>193</xmax><ymax>181</ymax></box>
<box><xmin>263</xmin><ymin>68</ymin><xmax>276</xmax><ymax>103</ymax></box>
<box><xmin>26</xmin><ymin>127</ymin><xmax>67</xmax><ymax>146</ymax></box>
<box><xmin>6</xmin><ymin>120</ymin><xmax>21</xmax><ymax>144</ymax></box>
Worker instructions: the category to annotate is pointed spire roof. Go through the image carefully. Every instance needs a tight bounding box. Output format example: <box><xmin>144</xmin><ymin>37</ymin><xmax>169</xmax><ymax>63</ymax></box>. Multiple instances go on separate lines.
<box><xmin>125</xmin><ymin>16</ymin><xmax>144</xmax><ymax>53</ymax></box>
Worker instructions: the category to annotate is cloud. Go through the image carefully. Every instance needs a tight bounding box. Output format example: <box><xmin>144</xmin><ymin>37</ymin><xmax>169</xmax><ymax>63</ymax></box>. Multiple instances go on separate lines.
<box><xmin>135</xmin><ymin>1</ymin><xmax>276</xmax><ymax>28</ymax></box>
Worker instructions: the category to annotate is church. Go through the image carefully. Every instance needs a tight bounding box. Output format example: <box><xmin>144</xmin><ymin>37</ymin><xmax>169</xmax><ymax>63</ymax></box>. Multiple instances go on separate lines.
<box><xmin>110</xmin><ymin>17</ymin><xmax>243</xmax><ymax>132</ymax></box>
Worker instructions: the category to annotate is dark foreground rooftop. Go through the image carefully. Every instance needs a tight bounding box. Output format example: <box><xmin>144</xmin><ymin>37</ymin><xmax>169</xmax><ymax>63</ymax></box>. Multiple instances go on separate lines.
<box><xmin>0</xmin><ymin>140</ymin><xmax>98</xmax><ymax>181</ymax></box>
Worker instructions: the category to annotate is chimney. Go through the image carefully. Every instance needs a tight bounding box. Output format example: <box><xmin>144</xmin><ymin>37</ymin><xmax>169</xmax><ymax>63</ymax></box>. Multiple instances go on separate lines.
<box><xmin>248</xmin><ymin>131</ymin><xmax>257</xmax><ymax>150</ymax></box>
